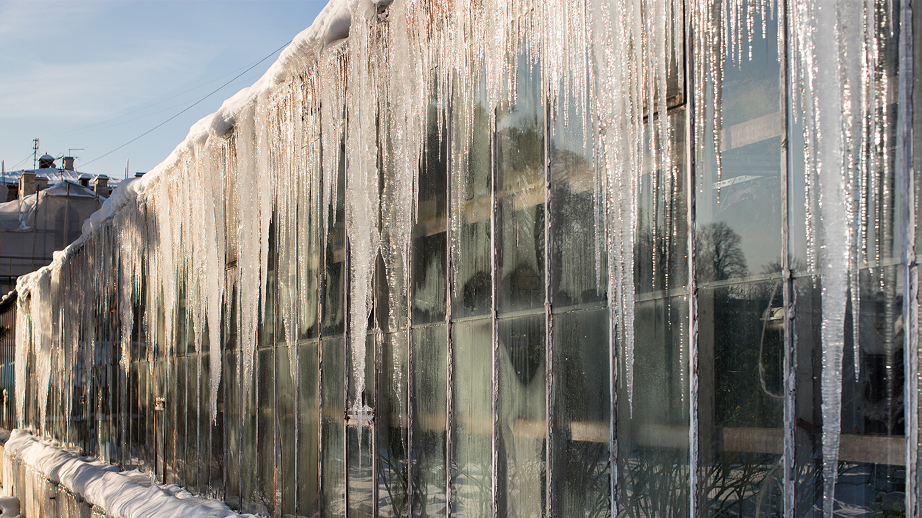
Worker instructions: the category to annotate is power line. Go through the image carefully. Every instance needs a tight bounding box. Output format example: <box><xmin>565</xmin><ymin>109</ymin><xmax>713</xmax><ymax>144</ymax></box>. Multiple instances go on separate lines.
<box><xmin>82</xmin><ymin>39</ymin><xmax>292</xmax><ymax>169</ymax></box>
<box><xmin>50</xmin><ymin>71</ymin><xmax>264</xmax><ymax>140</ymax></box>
<box><xmin>9</xmin><ymin>150</ymin><xmax>37</xmax><ymax>171</ymax></box>
<box><xmin>46</xmin><ymin>62</ymin><xmax>268</xmax><ymax>140</ymax></box>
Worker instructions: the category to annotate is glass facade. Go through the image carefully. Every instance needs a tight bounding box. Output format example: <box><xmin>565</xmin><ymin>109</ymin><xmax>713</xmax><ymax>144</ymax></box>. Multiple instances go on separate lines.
<box><xmin>7</xmin><ymin>0</ymin><xmax>919</xmax><ymax>516</ymax></box>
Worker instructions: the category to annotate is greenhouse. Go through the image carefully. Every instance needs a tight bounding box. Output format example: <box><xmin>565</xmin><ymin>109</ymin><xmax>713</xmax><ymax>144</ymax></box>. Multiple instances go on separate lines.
<box><xmin>4</xmin><ymin>0</ymin><xmax>920</xmax><ymax>515</ymax></box>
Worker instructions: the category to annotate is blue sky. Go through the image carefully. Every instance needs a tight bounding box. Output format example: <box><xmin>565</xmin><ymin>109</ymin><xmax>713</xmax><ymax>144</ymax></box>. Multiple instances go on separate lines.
<box><xmin>0</xmin><ymin>0</ymin><xmax>326</xmax><ymax>179</ymax></box>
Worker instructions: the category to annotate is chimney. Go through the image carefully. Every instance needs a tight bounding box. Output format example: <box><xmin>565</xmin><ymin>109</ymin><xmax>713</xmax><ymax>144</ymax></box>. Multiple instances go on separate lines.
<box><xmin>94</xmin><ymin>175</ymin><xmax>109</xmax><ymax>196</ymax></box>
<box><xmin>79</xmin><ymin>174</ymin><xmax>92</xmax><ymax>187</ymax></box>
<box><xmin>63</xmin><ymin>157</ymin><xmax>75</xmax><ymax>171</ymax></box>
<box><xmin>35</xmin><ymin>176</ymin><xmax>49</xmax><ymax>192</ymax></box>
<box><xmin>19</xmin><ymin>172</ymin><xmax>36</xmax><ymax>200</ymax></box>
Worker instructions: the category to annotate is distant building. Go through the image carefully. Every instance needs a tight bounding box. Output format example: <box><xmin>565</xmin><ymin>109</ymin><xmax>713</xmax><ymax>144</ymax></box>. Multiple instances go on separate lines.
<box><xmin>0</xmin><ymin>169</ymin><xmax>111</xmax><ymax>294</ymax></box>
<box><xmin>37</xmin><ymin>154</ymin><xmax>55</xmax><ymax>169</ymax></box>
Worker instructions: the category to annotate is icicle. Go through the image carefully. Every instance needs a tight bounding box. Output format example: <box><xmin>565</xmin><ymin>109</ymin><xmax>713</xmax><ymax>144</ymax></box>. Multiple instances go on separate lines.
<box><xmin>236</xmin><ymin>104</ymin><xmax>262</xmax><ymax>387</ymax></box>
<box><xmin>344</xmin><ymin>3</ymin><xmax>380</xmax><ymax>406</ymax></box>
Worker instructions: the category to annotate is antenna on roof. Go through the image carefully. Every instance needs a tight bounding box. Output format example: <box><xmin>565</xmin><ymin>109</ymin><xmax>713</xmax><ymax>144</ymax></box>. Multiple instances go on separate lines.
<box><xmin>32</xmin><ymin>139</ymin><xmax>39</xmax><ymax>171</ymax></box>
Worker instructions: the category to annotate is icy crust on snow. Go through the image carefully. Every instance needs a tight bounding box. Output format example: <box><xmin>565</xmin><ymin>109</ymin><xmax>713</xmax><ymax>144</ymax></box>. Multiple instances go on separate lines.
<box><xmin>2</xmin><ymin>430</ymin><xmax>252</xmax><ymax>518</ymax></box>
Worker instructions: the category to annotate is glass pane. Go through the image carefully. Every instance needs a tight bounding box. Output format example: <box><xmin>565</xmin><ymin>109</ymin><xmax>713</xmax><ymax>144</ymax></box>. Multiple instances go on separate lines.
<box><xmin>209</xmin><ymin>350</ymin><xmax>225</xmax><ymax>499</ymax></box>
<box><xmin>322</xmin><ymin>335</ymin><xmax>346</xmax><ymax>517</ymax></box>
<box><xmin>225</xmin><ymin>351</ymin><xmax>241</xmax><ymax>506</ymax></box>
<box><xmin>378</xmin><ymin>332</ymin><xmax>409</xmax><ymax>516</ymax></box>
<box><xmin>412</xmin><ymin>103</ymin><xmax>448</xmax><ymax>326</ymax></box>
<box><xmin>165</xmin><ymin>357</ymin><xmax>175</xmax><ymax>484</ymax></box>
<box><xmin>176</xmin><ymin>355</ymin><xmax>187</xmax><ymax>488</ymax></box>
<box><xmin>278</xmin><ymin>344</ymin><xmax>297</xmax><ymax>516</ymax></box>
<box><xmin>497</xmin><ymin>315</ymin><xmax>546</xmax><ymax>516</ymax></box>
<box><xmin>199</xmin><ymin>352</ymin><xmax>212</xmax><ymax>496</ymax></box>
<box><xmin>411</xmin><ymin>325</ymin><xmax>447</xmax><ymax>516</ymax></box>
<box><xmin>225</xmin><ymin>270</ymin><xmax>241</xmax><ymax>508</ymax></box>
<box><xmin>255</xmin><ymin>348</ymin><xmax>275</xmax><ymax>515</ymax></box>
<box><xmin>298</xmin><ymin>340</ymin><xmax>320</xmax><ymax>516</ymax></box>
<box><xmin>130</xmin><ymin>362</ymin><xmax>141</xmax><ymax>471</ymax></box>
<box><xmin>347</xmin><ymin>333</ymin><xmax>374</xmax><ymax>517</ymax></box>
<box><xmin>695</xmin><ymin>6</ymin><xmax>786</xmax><ymax>509</ymax></box>
<box><xmin>300</xmin><ymin>166</ymin><xmax>321</xmax><ymax>341</ymax></box>
<box><xmin>241</xmin><ymin>351</ymin><xmax>257</xmax><ymax>513</ymax></box>
<box><xmin>550</xmin><ymin>81</ymin><xmax>604</xmax><ymax>309</ymax></box>
<box><xmin>451</xmin><ymin>319</ymin><xmax>493</xmax><ymax>517</ymax></box>
<box><xmin>786</xmin><ymin>3</ymin><xmax>905</xmax><ymax>512</ymax></box>
<box><xmin>451</xmin><ymin>74</ymin><xmax>493</xmax><ymax>319</ymax></box>
<box><xmin>187</xmin><ymin>354</ymin><xmax>199</xmax><ymax>491</ymax></box>
<box><xmin>136</xmin><ymin>361</ymin><xmax>148</xmax><ymax>474</ymax></box>
<box><xmin>551</xmin><ymin>309</ymin><xmax>611</xmax><ymax>517</ymax></box>
<box><xmin>619</xmin><ymin>109</ymin><xmax>689</xmax><ymax>517</ymax></box>
<box><xmin>497</xmin><ymin>51</ymin><xmax>545</xmax><ymax>314</ymax></box>
<box><xmin>323</xmin><ymin>139</ymin><xmax>346</xmax><ymax>336</ymax></box>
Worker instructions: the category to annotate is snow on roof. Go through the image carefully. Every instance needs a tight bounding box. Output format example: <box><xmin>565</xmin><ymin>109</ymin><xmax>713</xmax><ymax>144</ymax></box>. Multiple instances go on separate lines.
<box><xmin>4</xmin><ymin>430</ymin><xmax>254</xmax><ymax>518</ymax></box>
<box><xmin>0</xmin><ymin>169</ymin><xmax>121</xmax><ymax>188</ymax></box>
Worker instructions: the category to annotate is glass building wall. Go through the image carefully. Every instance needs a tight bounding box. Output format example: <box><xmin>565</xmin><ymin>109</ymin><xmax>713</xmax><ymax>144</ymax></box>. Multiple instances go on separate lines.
<box><xmin>6</xmin><ymin>0</ymin><xmax>918</xmax><ymax>516</ymax></box>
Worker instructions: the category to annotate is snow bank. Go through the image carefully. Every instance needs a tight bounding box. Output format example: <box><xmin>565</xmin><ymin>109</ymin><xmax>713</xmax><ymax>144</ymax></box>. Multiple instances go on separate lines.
<box><xmin>3</xmin><ymin>430</ymin><xmax>251</xmax><ymax>518</ymax></box>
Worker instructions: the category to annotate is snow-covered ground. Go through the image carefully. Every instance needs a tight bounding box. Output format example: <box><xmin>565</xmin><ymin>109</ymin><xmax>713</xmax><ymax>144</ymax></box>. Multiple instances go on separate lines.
<box><xmin>2</xmin><ymin>430</ymin><xmax>252</xmax><ymax>518</ymax></box>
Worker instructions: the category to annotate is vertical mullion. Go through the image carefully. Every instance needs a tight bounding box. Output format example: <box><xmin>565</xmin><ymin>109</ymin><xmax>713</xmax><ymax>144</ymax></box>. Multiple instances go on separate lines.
<box><xmin>317</xmin><ymin>136</ymin><xmax>327</xmax><ymax>518</ymax></box>
<box><xmin>443</xmin><ymin>96</ymin><xmax>454</xmax><ymax>518</ymax></box>
<box><xmin>343</xmin><ymin>128</ymin><xmax>352</xmax><ymax>517</ymax></box>
<box><xmin>542</xmin><ymin>77</ymin><xmax>554</xmax><ymax>518</ymax></box>
<box><xmin>274</xmin><ymin>211</ymin><xmax>282</xmax><ymax>518</ymax></box>
<box><xmin>779</xmin><ymin>0</ymin><xmax>796</xmax><ymax>514</ymax></box>
<box><xmin>405</xmin><ymin>138</ymin><xmax>416</xmax><ymax>516</ymax></box>
<box><xmin>293</xmin><ymin>147</ymin><xmax>302</xmax><ymax>518</ymax></box>
<box><xmin>684</xmin><ymin>0</ymin><xmax>699</xmax><ymax>513</ymax></box>
<box><xmin>490</xmin><ymin>106</ymin><xmax>500</xmax><ymax>518</ymax></box>
<box><xmin>897</xmin><ymin>0</ymin><xmax>918</xmax><ymax>509</ymax></box>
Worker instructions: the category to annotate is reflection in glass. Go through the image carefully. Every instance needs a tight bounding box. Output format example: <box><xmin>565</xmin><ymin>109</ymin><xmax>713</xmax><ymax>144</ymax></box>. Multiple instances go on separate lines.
<box><xmin>452</xmin><ymin>77</ymin><xmax>493</xmax><ymax>319</ymax></box>
<box><xmin>619</xmin><ymin>109</ymin><xmax>689</xmax><ymax>518</ymax></box>
<box><xmin>497</xmin><ymin>52</ymin><xmax>545</xmax><ymax>314</ymax></box>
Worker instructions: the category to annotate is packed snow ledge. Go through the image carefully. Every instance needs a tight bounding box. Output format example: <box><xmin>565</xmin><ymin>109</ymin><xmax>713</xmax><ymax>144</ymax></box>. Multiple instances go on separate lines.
<box><xmin>2</xmin><ymin>430</ymin><xmax>252</xmax><ymax>518</ymax></box>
